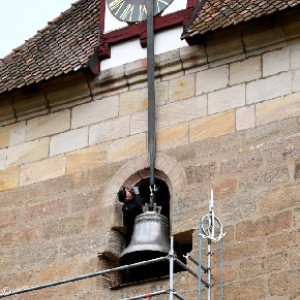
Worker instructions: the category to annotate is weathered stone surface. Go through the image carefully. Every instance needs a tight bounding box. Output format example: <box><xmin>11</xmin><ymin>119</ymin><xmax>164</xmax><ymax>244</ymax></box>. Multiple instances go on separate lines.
<box><xmin>259</xmin><ymin>186</ymin><xmax>300</xmax><ymax>213</ymax></box>
<box><xmin>263</xmin><ymin>47</ymin><xmax>290</xmax><ymax>76</ymax></box>
<box><xmin>0</xmin><ymin>167</ymin><xmax>20</xmax><ymax>192</ymax></box>
<box><xmin>50</xmin><ymin>127</ymin><xmax>88</xmax><ymax>156</ymax></box>
<box><xmin>157</xmin><ymin>96</ymin><xmax>207</xmax><ymax>129</ymax></box>
<box><xmin>236</xmin><ymin>211</ymin><xmax>293</xmax><ymax>240</ymax></box>
<box><xmin>20</xmin><ymin>155</ymin><xmax>66</xmax><ymax>186</ymax></box>
<box><xmin>196</xmin><ymin>65</ymin><xmax>229</xmax><ymax>95</ymax></box>
<box><xmin>236</xmin><ymin>105</ymin><xmax>255</xmax><ymax>131</ymax></box>
<box><xmin>256</xmin><ymin>91</ymin><xmax>300</xmax><ymax>126</ymax></box>
<box><xmin>268</xmin><ymin>270</ymin><xmax>300</xmax><ymax>296</ymax></box>
<box><xmin>27</xmin><ymin>110</ymin><xmax>70</xmax><ymax>140</ymax></box>
<box><xmin>6</xmin><ymin>137</ymin><xmax>49</xmax><ymax>167</ymax></box>
<box><xmin>72</xmin><ymin>96</ymin><xmax>119</xmax><ymax>128</ymax></box>
<box><xmin>107</xmin><ymin>134</ymin><xmax>146</xmax><ymax>163</ymax></box>
<box><xmin>246</xmin><ymin>72</ymin><xmax>292</xmax><ymax>104</ymax></box>
<box><xmin>185</xmin><ymin>162</ymin><xmax>217</xmax><ymax>185</ymax></box>
<box><xmin>119</xmin><ymin>88</ymin><xmax>148</xmax><ymax>115</ymax></box>
<box><xmin>66</xmin><ymin>143</ymin><xmax>110</xmax><ymax>174</ymax></box>
<box><xmin>230</xmin><ymin>56</ymin><xmax>261</xmax><ymax>85</ymax></box>
<box><xmin>0</xmin><ymin>148</ymin><xmax>6</xmax><ymax>170</ymax></box>
<box><xmin>156</xmin><ymin>122</ymin><xmax>188</xmax><ymax>150</ymax></box>
<box><xmin>189</xmin><ymin>110</ymin><xmax>235</xmax><ymax>142</ymax></box>
<box><xmin>0</xmin><ymin>121</ymin><xmax>26</xmax><ymax>148</ymax></box>
<box><xmin>169</xmin><ymin>73</ymin><xmax>195</xmax><ymax>102</ymax></box>
<box><xmin>293</xmin><ymin>68</ymin><xmax>300</xmax><ymax>92</ymax></box>
<box><xmin>208</xmin><ymin>84</ymin><xmax>245</xmax><ymax>114</ymax></box>
<box><xmin>89</xmin><ymin>116</ymin><xmax>130</xmax><ymax>145</ymax></box>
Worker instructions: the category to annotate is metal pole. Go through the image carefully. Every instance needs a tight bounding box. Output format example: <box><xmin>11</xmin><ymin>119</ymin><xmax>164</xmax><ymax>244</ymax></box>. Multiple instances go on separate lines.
<box><xmin>184</xmin><ymin>254</ymin><xmax>208</xmax><ymax>273</ymax></box>
<box><xmin>122</xmin><ymin>289</ymin><xmax>169</xmax><ymax>300</ymax></box>
<box><xmin>0</xmin><ymin>256</ymin><xmax>168</xmax><ymax>298</ymax></box>
<box><xmin>147</xmin><ymin>0</ymin><xmax>156</xmax><ymax>201</ymax></box>
<box><xmin>169</xmin><ymin>236</ymin><xmax>175</xmax><ymax>300</ymax></box>
<box><xmin>174</xmin><ymin>258</ymin><xmax>209</xmax><ymax>288</ymax></box>
<box><xmin>207</xmin><ymin>190</ymin><xmax>214</xmax><ymax>300</ymax></box>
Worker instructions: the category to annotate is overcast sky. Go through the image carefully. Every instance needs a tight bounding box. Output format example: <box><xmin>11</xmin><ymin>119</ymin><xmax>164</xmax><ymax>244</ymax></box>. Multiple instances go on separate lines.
<box><xmin>0</xmin><ymin>0</ymin><xmax>75</xmax><ymax>59</ymax></box>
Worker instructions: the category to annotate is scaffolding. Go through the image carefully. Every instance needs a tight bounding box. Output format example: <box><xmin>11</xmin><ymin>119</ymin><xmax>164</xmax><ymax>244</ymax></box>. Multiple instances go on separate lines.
<box><xmin>0</xmin><ymin>191</ymin><xmax>225</xmax><ymax>300</ymax></box>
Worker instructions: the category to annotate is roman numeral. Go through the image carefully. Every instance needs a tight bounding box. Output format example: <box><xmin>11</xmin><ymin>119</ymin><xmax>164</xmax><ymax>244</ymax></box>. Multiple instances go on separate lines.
<box><xmin>109</xmin><ymin>0</ymin><xmax>125</xmax><ymax>14</ymax></box>
<box><xmin>120</xmin><ymin>3</ymin><xmax>134</xmax><ymax>21</ymax></box>
<box><xmin>138</xmin><ymin>5</ymin><xmax>147</xmax><ymax>21</ymax></box>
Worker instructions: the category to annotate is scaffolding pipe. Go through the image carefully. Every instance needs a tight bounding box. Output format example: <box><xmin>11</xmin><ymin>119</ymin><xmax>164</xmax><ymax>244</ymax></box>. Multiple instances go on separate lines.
<box><xmin>122</xmin><ymin>289</ymin><xmax>169</xmax><ymax>300</ymax></box>
<box><xmin>0</xmin><ymin>256</ymin><xmax>168</xmax><ymax>298</ymax></box>
<box><xmin>173</xmin><ymin>291</ymin><xmax>188</xmax><ymax>300</ymax></box>
<box><xmin>185</xmin><ymin>254</ymin><xmax>208</xmax><ymax>273</ymax></box>
<box><xmin>169</xmin><ymin>236</ymin><xmax>175</xmax><ymax>300</ymax></box>
<box><xmin>174</xmin><ymin>258</ymin><xmax>209</xmax><ymax>288</ymax></box>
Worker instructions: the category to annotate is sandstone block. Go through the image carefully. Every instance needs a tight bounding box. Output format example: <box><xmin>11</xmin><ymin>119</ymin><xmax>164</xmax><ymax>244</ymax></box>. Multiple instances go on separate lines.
<box><xmin>267</xmin><ymin>230</ymin><xmax>300</xmax><ymax>252</ymax></box>
<box><xmin>157</xmin><ymin>96</ymin><xmax>207</xmax><ymax>128</ymax></box>
<box><xmin>0</xmin><ymin>98</ymin><xmax>14</xmax><ymax>123</ymax></box>
<box><xmin>293</xmin><ymin>69</ymin><xmax>300</xmax><ymax>92</ymax></box>
<box><xmin>169</xmin><ymin>73</ymin><xmax>195</xmax><ymax>102</ymax></box>
<box><xmin>119</xmin><ymin>88</ymin><xmax>148</xmax><ymax>115</ymax></box>
<box><xmin>259</xmin><ymin>186</ymin><xmax>299</xmax><ymax>213</ymax></box>
<box><xmin>256</xmin><ymin>91</ymin><xmax>300</xmax><ymax>126</ymax></box>
<box><xmin>157</xmin><ymin>122</ymin><xmax>188</xmax><ymax>151</ymax></box>
<box><xmin>72</xmin><ymin>96</ymin><xmax>119</xmax><ymax>128</ymax></box>
<box><xmin>206</xmin><ymin>33</ymin><xmax>244</xmax><ymax>63</ymax></box>
<box><xmin>107</xmin><ymin>134</ymin><xmax>146</xmax><ymax>163</ymax></box>
<box><xmin>291</xmin><ymin>42</ymin><xmax>300</xmax><ymax>69</ymax></box>
<box><xmin>50</xmin><ymin>127</ymin><xmax>88</xmax><ymax>156</ymax></box>
<box><xmin>220</xmin><ymin>150</ymin><xmax>263</xmax><ymax>174</ymax></box>
<box><xmin>230</xmin><ymin>56</ymin><xmax>261</xmax><ymax>85</ymax></box>
<box><xmin>189</xmin><ymin>110</ymin><xmax>235</xmax><ymax>142</ymax></box>
<box><xmin>185</xmin><ymin>162</ymin><xmax>217</xmax><ymax>185</ymax></box>
<box><xmin>0</xmin><ymin>208</ymin><xmax>18</xmax><ymax>229</ymax></box>
<box><xmin>180</xmin><ymin>44</ymin><xmax>207</xmax><ymax>70</ymax></box>
<box><xmin>6</xmin><ymin>137</ymin><xmax>49</xmax><ymax>167</ymax></box>
<box><xmin>246</xmin><ymin>72</ymin><xmax>292</xmax><ymax>104</ymax></box>
<box><xmin>66</xmin><ymin>142</ymin><xmax>110</xmax><ymax>174</ymax></box>
<box><xmin>243</xmin><ymin>27</ymin><xmax>286</xmax><ymax>52</ymax></box>
<box><xmin>268</xmin><ymin>270</ymin><xmax>300</xmax><ymax>296</ymax></box>
<box><xmin>89</xmin><ymin>115</ymin><xmax>130</xmax><ymax>145</ymax></box>
<box><xmin>28</xmin><ymin>198</ymin><xmax>68</xmax><ymax>221</ymax></box>
<box><xmin>208</xmin><ymin>84</ymin><xmax>245</xmax><ymax>114</ymax></box>
<box><xmin>0</xmin><ymin>166</ymin><xmax>20</xmax><ymax>191</ymax></box>
<box><xmin>196</xmin><ymin>65</ymin><xmax>229</xmax><ymax>95</ymax></box>
<box><xmin>20</xmin><ymin>155</ymin><xmax>66</xmax><ymax>186</ymax></box>
<box><xmin>0</xmin><ymin>148</ymin><xmax>6</xmax><ymax>170</ymax></box>
<box><xmin>0</xmin><ymin>121</ymin><xmax>26</xmax><ymax>148</ymax></box>
<box><xmin>263</xmin><ymin>48</ymin><xmax>290</xmax><ymax>76</ymax></box>
<box><xmin>27</xmin><ymin>110</ymin><xmax>70</xmax><ymax>140</ymax></box>
<box><xmin>236</xmin><ymin>105</ymin><xmax>255</xmax><ymax>131</ymax></box>
<box><xmin>130</xmin><ymin>109</ymin><xmax>147</xmax><ymax>135</ymax></box>
<box><xmin>236</xmin><ymin>211</ymin><xmax>292</xmax><ymax>240</ymax></box>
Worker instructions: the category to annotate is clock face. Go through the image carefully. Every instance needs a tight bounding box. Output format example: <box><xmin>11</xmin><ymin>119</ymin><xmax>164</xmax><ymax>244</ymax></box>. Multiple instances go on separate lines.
<box><xmin>107</xmin><ymin>0</ymin><xmax>175</xmax><ymax>23</ymax></box>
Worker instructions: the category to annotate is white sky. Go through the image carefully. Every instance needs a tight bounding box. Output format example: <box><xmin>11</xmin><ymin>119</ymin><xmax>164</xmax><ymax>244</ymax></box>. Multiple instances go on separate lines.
<box><xmin>0</xmin><ymin>0</ymin><xmax>75</xmax><ymax>59</ymax></box>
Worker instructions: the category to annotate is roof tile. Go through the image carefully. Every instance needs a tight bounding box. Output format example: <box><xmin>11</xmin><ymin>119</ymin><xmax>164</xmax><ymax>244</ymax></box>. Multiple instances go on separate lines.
<box><xmin>183</xmin><ymin>0</ymin><xmax>300</xmax><ymax>39</ymax></box>
<box><xmin>0</xmin><ymin>0</ymin><xmax>99</xmax><ymax>94</ymax></box>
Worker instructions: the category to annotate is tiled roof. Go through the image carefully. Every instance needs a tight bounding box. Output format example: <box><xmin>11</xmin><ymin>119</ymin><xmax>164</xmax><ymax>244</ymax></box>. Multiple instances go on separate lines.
<box><xmin>182</xmin><ymin>0</ymin><xmax>300</xmax><ymax>39</ymax></box>
<box><xmin>0</xmin><ymin>0</ymin><xmax>99</xmax><ymax>94</ymax></box>
<box><xmin>1</xmin><ymin>0</ymin><xmax>300</xmax><ymax>95</ymax></box>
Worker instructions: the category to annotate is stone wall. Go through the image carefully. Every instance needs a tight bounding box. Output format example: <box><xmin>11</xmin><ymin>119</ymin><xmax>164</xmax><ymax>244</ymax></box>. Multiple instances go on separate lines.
<box><xmin>0</xmin><ymin>12</ymin><xmax>300</xmax><ymax>300</ymax></box>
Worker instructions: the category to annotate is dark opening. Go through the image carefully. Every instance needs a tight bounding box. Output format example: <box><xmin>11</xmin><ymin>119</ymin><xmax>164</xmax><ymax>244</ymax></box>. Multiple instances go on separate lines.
<box><xmin>117</xmin><ymin>178</ymin><xmax>193</xmax><ymax>286</ymax></box>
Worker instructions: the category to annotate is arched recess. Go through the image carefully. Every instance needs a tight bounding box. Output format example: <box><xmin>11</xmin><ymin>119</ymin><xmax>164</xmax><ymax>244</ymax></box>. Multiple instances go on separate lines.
<box><xmin>99</xmin><ymin>152</ymin><xmax>187</xmax><ymax>260</ymax></box>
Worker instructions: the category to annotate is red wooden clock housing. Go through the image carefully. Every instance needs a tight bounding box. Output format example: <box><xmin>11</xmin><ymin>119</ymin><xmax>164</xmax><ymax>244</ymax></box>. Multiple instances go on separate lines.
<box><xmin>98</xmin><ymin>0</ymin><xmax>198</xmax><ymax>61</ymax></box>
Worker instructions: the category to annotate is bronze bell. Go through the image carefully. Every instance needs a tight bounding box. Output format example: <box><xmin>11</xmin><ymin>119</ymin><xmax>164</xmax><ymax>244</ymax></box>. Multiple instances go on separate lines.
<box><xmin>119</xmin><ymin>207</ymin><xmax>170</xmax><ymax>266</ymax></box>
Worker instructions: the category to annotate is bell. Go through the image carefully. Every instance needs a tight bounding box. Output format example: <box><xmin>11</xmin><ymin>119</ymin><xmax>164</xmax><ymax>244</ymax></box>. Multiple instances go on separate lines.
<box><xmin>119</xmin><ymin>210</ymin><xmax>170</xmax><ymax>266</ymax></box>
